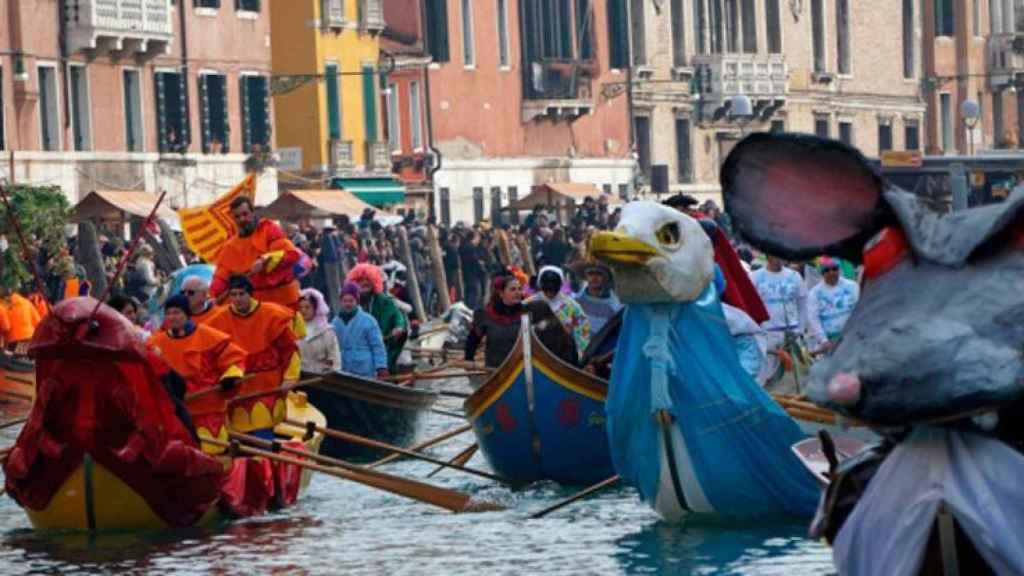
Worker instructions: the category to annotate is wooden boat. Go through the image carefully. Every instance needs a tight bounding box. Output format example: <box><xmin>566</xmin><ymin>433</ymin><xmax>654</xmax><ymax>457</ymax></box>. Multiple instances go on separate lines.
<box><xmin>464</xmin><ymin>318</ymin><xmax>615</xmax><ymax>486</ymax></box>
<box><xmin>0</xmin><ymin>353</ymin><xmax>35</xmax><ymax>404</ymax></box>
<box><xmin>302</xmin><ymin>371</ymin><xmax>438</xmax><ymax>462</ymax></box>
<box><xmin>18</xmin><ymin>392</ymin><xmax>326</xmax><ymax>532</ymax></box>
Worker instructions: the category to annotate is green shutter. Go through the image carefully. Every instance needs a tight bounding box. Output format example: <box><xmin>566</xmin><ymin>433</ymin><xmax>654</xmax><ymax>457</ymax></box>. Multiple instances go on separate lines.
<box><xmin>362</xmin><ymin>66</ymin><xmax>377</xmax><ymax>143</ymax></box>
<box><xmin>326</xmin><ymin>64</ymin><xmax>341</xmax><ymax>140</ymax></box>
<box><xmin>240</xmin><ymin>76</ymin><xmax>251</xmax><ymax>152</ymax></box>
<box><xmin>177</xmin><ymin>71</ymin><xmax>190</xmax><ymax>148</ymax></box>
<box><xmin>155</xmin><ymin>72</ymin><xmax>167</xmax><ymax>152</ymax></box>
<box><xmin>200</xmin><ymin>75</ymin><xmax>211</xmax><ymax>152</ymax></box>
<box><xmin>607</xmin><ymin>0</ymin><xmax>630</xmax><ymax>68</ymax></box>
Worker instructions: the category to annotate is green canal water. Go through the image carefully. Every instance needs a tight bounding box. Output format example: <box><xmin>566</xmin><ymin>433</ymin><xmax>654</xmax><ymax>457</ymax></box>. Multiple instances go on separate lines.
<box><xmin>0</xmin><ymin>392</ymin><xmax>835</xmax><ymax>575</ymax></box>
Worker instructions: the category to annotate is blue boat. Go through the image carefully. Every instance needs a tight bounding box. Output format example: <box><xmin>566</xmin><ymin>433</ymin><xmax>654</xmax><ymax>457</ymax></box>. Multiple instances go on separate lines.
<box><xmin>463</xmin><ymin>319</ymin><xmax>615</xmax><ymax>486</ymax></box>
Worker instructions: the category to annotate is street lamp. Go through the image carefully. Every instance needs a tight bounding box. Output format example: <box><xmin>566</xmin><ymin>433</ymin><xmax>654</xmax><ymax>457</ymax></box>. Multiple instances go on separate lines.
<box><xmin>729</xmin><ymin>94</ymin><xmax>754</xmax><ymax>135</ymax></box>
<box><xmin>961</xmin><ymin>99</ymin><xmax>981</xmax><ymax>156</ymax></box>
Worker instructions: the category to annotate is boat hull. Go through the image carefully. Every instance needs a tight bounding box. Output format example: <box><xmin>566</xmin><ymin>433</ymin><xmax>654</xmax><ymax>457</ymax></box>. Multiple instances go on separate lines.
<box><xmin>0</xmin><ymin>354</ymin><xmax>35</xmax><ymax>404</ymax></box>
<box><xmin>303</xmin><ymin>372</ymin><xmax>437</xmax><ymax>462</ymax></box>
<box><xmin>465</xmin><ymin>324</ymin><xmax>615</xmax><ymax>487</ymax></box>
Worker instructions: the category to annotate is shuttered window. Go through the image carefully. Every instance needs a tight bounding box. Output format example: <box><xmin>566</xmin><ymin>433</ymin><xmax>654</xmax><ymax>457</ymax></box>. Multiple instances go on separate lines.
<box><xmin>607</xmin><ymin>0</ymin><xmax>631</xmax><ymax>68</ymax></box>
<box><xmin>200</xmin><ymin>73</ymin><xmax>229</xmax><ymax>153</ymax></box>
<box><xmin>508</xmin><ymin>187</ymin><xmax>519</xmax><ymax>224</ymax></box>
<box><xmin>240</xmin><ymin>75</ymin><xmax>270</xmax><ymax>153</ymax></box>
<box><xmin>155</xmin><ymin>71</ymin><xmax>190</xmax><ymax>153</ymax></box>
<box><xmin>575</xmin><ymin>0</ymin><xmax>594</xmax><ymax>60</ymax></box>
<box><xmin>473</xmin><ymin>187</ymin><xmax>484</xmax><ymax>224</ymax></box>
<box><xmin>195</xmin><ymin>0</ymin><xmax>220</xmax><ymax>7</ymax></box>
<box><xmin>362</xmin><ymin>66</ymin><xmax>378</xmax><ymax>143</ymax></box>
<box><xmin>326</xmin><ymin>63</ymin><xmax>342</xmax><ymax>140</ymax></box>
<box><xmin>236</xmin><ymin>0</ymin><xmax>260</xmax><ymax>12</ymax></box>
<box><xmin>490</xmin><ymin>187</ymin><xmax>502</xmax><ymax>226</ymax></box>
<box><xmin>440</xmin><ymin>188</ymin><xmax>451</xmax><ymax>226</ymax></box>
<box><xmin>424</xmin><ymin>0</ymin><xmax>450</xmax><ymax>63</ymax></box>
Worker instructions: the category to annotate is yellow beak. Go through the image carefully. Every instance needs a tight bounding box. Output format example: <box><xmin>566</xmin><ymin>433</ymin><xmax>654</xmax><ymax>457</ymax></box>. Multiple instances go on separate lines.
<box><xmin>589</xmin><ymin>231</ymin><xmax>660</xmax><ymax>266</ymax></box>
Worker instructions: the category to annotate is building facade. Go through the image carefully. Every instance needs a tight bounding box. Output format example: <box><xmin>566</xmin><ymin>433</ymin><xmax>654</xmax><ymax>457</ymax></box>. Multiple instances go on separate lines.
<box><xmin>271</xmin><ymin>0</ymin><xmax>390</xmax><ymax>184</ymax></box>
<box><xmin>626</xmin><ymin>0</ymin><xmax>927</xmax><ymax>203</ymax></box>
<box><xmin>421</xmin><ymin>0</ymin><xmax>634</xmax><ymax>226</ymax></box>
<box><xmin>0</xmin><ymin>0</ymin><xmax>278</xmax><ymax>207</ymax></box>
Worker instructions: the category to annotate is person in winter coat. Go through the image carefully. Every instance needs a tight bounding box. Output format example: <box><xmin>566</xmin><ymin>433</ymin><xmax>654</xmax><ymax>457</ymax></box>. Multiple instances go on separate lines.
<box><xmin>332</xmin><ymin>282</ymin><xmax>388</xmax><ymax>379</ymax></box>
<box><xmin>346</xmin><ymin>263</ymin><xmax>407</xmax><ymax>373</ymax></box>
<box><xmin>464</xmin><ymin>274</ymin><xmax>526</xmax><ymax>368</ymax></box>
<box><xmin>298</xmin><ymin>288</ymin><xmax>341</xmax><ymax>374</ymax></box>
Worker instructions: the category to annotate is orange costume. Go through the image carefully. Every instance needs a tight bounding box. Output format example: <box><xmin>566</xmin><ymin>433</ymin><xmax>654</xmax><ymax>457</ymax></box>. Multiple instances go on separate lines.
<box><xmin>190</xmin><ymin>301</ymin><xmax>221</xmax><ymax>326</ymax></box>
<box><xmin>4</xmin><ymin>293</ymin><xmax>42</xmax><ymax>344</ymax></box>
<box><xmin>209</xmin><ymin>220</ymin><xmax>302</xmax><ymax>310</ymax></box>
<box><xmin>147</xmin><ymin>324</ymin><xmax>246</xmax><ymax>453</ymax></box>
<box><xmin>206</xmin><ymin>300</ymin><xmax>301</xmax><ymax>433</ymax></box>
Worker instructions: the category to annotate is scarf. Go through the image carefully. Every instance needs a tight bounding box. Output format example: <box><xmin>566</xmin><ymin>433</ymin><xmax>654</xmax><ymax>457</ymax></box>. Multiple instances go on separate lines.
<box><xmin>338</xmin><ymin>307</ymin><xmax>359</xmax><ymax>324</ymax></box>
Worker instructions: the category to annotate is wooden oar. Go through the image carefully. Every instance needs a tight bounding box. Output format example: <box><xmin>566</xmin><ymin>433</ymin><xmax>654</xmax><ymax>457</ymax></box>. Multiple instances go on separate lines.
<box><xmin>0</xmin><ymin>390</ymin><xmax>32</xmax><ymax>403</ymax></box>
<box><xmin>369</xmin><ymin>424</ymin><xmax>472</xmax><ymax>468</ymax></box>
<box><xmin>431</xmin><ymin>408</ymin><xmax>467</xmax><ymax>420</ymax></box>
<box><xmin>426</xmin><ymin>443</ymin><xmax>478</xmax><ymax>479</ymax></box>
<box><xmin>388</xmin><ymin>370</ymin><xmax>491</xmax><ymax>384</ymax></box>
<box><xmin>283</xmin><ymin>420</ymin><xmax>508</xmax><ymax>485</ymax></box>
<box><xmin>207</xmin><ymin>436</ymin><xmax>503</xmax><ymax>513</ymax></box>
<box><xmin>185</xmin><ymin>377</ymin><xmax>323</xmax><ymax>404</ymax></box>
<box><xmin>529</xmin><ymin>475</ymin><xmax>621</xmax><ymax>519</ymax></box>
<box><xmin>436</xmin><ymin>390</ymin><xmax>472</xmax><ymax>399</ymax></box>
<box><xmin>0</xmin><ymin>417</ymin><xmax>27</xmax><ymax>431</ymax></box>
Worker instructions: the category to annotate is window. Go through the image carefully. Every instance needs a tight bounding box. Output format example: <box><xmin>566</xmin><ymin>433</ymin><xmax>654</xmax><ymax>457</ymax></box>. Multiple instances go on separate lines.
<box><xmin>675</xmin><ymin>117</ymin><xmax>692</xmax><ymax>183</ymax></box>
<box><xmin>240</xmin><ymin>75</ymin><xmax>271</xmax><ymax>153</ymax></box>
<box><xmin>410</xmin><ymin>81</ymin><xmax>423</xmax><ymax>150</ymax></box>
<box><xmin>322</xmin><ymin>0</ymin><xmax>345</xmax><ymax>26</ymax></box>
<box><xmin>811</xmin><ymin>0</ymin><xmax>825</xmax><ymax>73</ymax></box>
<box><xmin>523</xmin><ymin>1</ymin><xmax>585</xmax><ymax>98</ymax></box>
<box><xmin>0</xmin><ymin>67</ymin><xmax>5</xmax><ymax>151</ymax></box>
<box><xmin>440</xmin><ymin>187</ymin><xmax>451</xmax><ymax>226</ymax></box>
<box><xmin>905</xmin><ymin>119</ymin><xmax>920</xmax><ymax>150</ymax></box>
<box><xmin>497</xmin><ymin>0</ymin><xmax>510</xmax><ymax>67</ymax></box>
<box><xmin>608</xmin><ymin>0</ymin><xmax>632</xmax><ymax>67</ymax></box>
<box><xmin>199</xmin><ymin>73</ymin><xmax>229</xmax><ymax>153</ymax></box>
<box><xmin>155</xmin><ymin>70</ymin><xmax>189</xmax><ymax>153</ymax></box>
<box><xmin>123</xmin><ymin>70</ymin><xmax>144</xmax><ymax>152</ymax></box>
<box><xmin>473</xmin><ymin>187</ymin><xmax>484</xmax><ymax>223</ymax></box>
<box><xmin>903</xmin><ymin>0</ymin><xmax>915</xmax><ymax>79</ymax></box>
<box><xmin>618</xmin><ymin>183</ymin><xmax>629</xmax><ymax>200</ymax></box>
<box><xmin>814</xmin><ymin>116</ymin><xmax>830</xmax><ymax>138</ymax></box>
<box><xmin>236</xmin><ymin>0</ymin><xmax>260</xmax><ymax>12</ymax></box>
<box><xmin>575</xmin><ymin>0</ymin><xmax>595</xmax><ymax>59</ymax></box>
<box><xmin>509</xmin><ymin>187</ymin><xmax>519</xmax><ymax>223</ymax></box>
<box><xmin>694</xmin><ymin>0</ymin><xmax>707</xmax><ymax>55</ymax></box>
<box><xmin>490</xmin><ymin>187</ymin><xmax>502</xmax><ymax>226</ymax></box>
<box><xmin>974</xmin><ymin>0</ymin><xmax>981</xmax><ymax>36</ymax></box>
<box><xmin>386</xmin><ymin>83</ymin><xmax>400</xmax><ymax>152</ymax></box>
<box><xmin>740</xmin><ymin>0</ymin><xmax>756</xmax><ymax>53</ymax></box>
<box><xmin>770</xmin><ymin>119</ymin><xmax>786</xmax><ymax>133</ymax></box>
<box><xmin>878</xmin><ymin>122</ymin><xmax>893</xmax><ymax>152</ymax></box>
<box><xmin>195</xmin><ymin>0</ymin><xmax>220</xmax><ymax>7</ymax></box>
<box><xmin>836</xmin><ymin>0</ymin><xmax>850</xmax><ymax>74</ymax></box>
<box><xmin>361</xmin><ymin>65</ymin><xmax>378</xmax><ymax>142</ymax></box>
<box><xmin>710</xmin><ymin>0</ymin><xmax>723</xmax><ymax>53</ymax></box>
<box><xmin>325</xmin><ymin>63</ymin><xmax>342</xmax><ymax>140</ymax></box>
<box><xmin>634</xmin><ymin>115</ymin><xmax>652</xmax><ymax>180</ymax></box>
<box><xmin>461</xmin><ymin>0</ymin><xmax>475</xmax><ymax>66</ymax></box>
<box><xmin>69</xmin><ymin>65</ymin><xmax>91</xmax><ymax>151</ymax></box>
<box><xmin>671</xmin><ymin>0</ymin><xmax>686</xmax><ymax>66</ymax></box>
<box><xmin>839</xmin><ymin>121</ymin><xmax>853</xmax><ymax>146</ymax></box>
<box><xmin>424</xmin><ymin>0</ymin><xmax>450</xmax><ymax>63</ymax></box>
<box><xmin>38</xmin><ymin>66</ymin><xmax>60</xmax><ymax>152</ymax></box>
<box><xmin>725</xmin><ymin>0</ymin><xmax>738</xmax><ymax>53</ymax></box>
<box><xmin>630</xmin><ymin>0</ymin><xmax>647</xmax><ymax>65</ymax></box>
<box><xmin>1016</xmin><ymin>0</ymin><xmax>1024</xmax><ymax>34</ymax></box>
<box><xmin>935</xmin><ymin>0</ymin><xmax>954</xmax><ymax>36</ymax></box>
<box><xmin>994</xmin><ymin>91</ymin><xmax>1005</xmax><ymax>146</ymax></box>
<box><xmin>766</xmin><ymin>0</ymin><xmax>781</xmax><ymax>53</ymax></box>
<box><xmin>940</xmin><ymin>93</ymin><xmax>953</xmax><ymax>152</ymax></box>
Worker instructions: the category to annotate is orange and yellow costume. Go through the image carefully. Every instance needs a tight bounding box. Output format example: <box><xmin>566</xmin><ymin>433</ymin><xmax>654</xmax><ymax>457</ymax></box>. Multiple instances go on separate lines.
<box><xmin>206</xmin><ymin>300</ymin><xmax>302</xmax><ymax>433</ymax></box>
<box><xmin>147</xmin><ymin>324</ymin><xmax>246</xmax><ymax>453</ymax></box>
<box><xmin>2</xmin><ymin>293</ymin><xmax>42</xmax><ymax>345</ymax></box>
<box><xmin>209</xmin><ymin>220</ymin><xmax>301</xmax><ymax>310</ymax></box>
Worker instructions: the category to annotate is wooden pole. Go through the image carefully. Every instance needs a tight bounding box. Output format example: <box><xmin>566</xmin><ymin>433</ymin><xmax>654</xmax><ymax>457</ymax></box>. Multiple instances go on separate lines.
<box><xmin>426</xmin><ymin>443</ymin><xmax>478</xmax><ymax>479</ymax></box>
<box><xmin>369</xmin><ymin>424</ymin><xmax>472</xmax><ymax>468</ymax></box>
<box><xmin>496</xmin><ymin>229</ymin><xmax>513</xmax><ymax>267</ymax></box>
<box><xmin>529</xmin><ymin>475</ymin><xmax>621</xmax><ymax>519</ymax></box>
<box><xmin>397</xmin><ymin>226</ymin><xmax>427</xmax><ymax>323</ymax></box>
<box><xmin>426</xmin><ymin>225</ymin><xmax>451</xmax><ymax>312</ymax></box>
<box><xmin>282</xmin><ymin>420</ymin><xmax>509</xmax><ymax>484</ymax></box>
<box><xmin>0</xmin><ymin>417</ymin><xmax>27</xmax><ymax>431</ymax></box>
<box><xmin>515</xmin><ymin>234</ymin><xmax>536</xmax><ymax>276</ymax></box>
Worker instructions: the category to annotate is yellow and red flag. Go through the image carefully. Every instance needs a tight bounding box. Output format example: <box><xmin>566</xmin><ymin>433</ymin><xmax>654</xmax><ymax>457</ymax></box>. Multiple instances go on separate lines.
<box><xmin>178</xmin><ymin>174</ymin><xmax>256</xmax><ymax>263</ymax></box>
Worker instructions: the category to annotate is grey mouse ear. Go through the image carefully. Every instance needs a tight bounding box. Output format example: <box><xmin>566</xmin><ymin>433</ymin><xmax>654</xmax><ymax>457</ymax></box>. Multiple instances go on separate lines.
<box><xmin>721</xmin><ymin>133</ymin><xmax>893</xmax><ymax>263</ymax></box>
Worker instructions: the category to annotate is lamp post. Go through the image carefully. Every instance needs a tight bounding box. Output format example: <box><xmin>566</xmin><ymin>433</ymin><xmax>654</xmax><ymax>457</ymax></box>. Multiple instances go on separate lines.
<box><xmin>961</xmin><ymin>99</ymin><xmax>981</xmax><ymax>156</ymax></box>
<box><xmin>728</xmin><ymin>94</ymin><xmax>754</xmax><ymax>136</ymax></box>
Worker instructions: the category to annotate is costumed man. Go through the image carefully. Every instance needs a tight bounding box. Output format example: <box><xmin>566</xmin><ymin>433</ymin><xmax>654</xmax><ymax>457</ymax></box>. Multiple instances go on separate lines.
<box><xmin>346</xmin><ymin>263</ymin><xmax>407</xmax><ymax>374</ymax></box>
<box><xmin>147</xmin><ymin>295</ymin><xmax>246</xmax><ymax>453</ymax></box>
<box><xmin>206</xmin><ymin>275</ymin><xmax>303</xmax><ymax>439</ymax></box>
<box><xmin>182</xmin><ymin>276</ymin><xmax>219</xmax><ymax>325</ymax></box>
<box><xmin>209</xmin><ymin>196</ymin><xmax>303</xmax><ymax>310</ymax></box>
<box><xmin>806</xmin><ymin>256</ymin><xmax>859</xmax><ymax>354</ymax></box>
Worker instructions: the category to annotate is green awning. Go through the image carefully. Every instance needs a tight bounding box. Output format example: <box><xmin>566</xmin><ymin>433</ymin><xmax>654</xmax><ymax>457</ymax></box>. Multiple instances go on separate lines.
<box><xmin>331</xmin><ymin>177</ymin><xmax>405</xmax><ymax>207</ymax></box>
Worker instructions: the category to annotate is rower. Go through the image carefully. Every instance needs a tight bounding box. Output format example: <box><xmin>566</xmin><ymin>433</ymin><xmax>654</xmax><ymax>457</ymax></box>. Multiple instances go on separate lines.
<box><xmin>147</xmin><ymin>294</ymin><xmax>246</xmax><ymax>453</ymax></box>
<box><xmin>206</xmin><ymin>275</ymin><xmax>303</xmax><ymax>440</ymax></box>
<box><xmin>181</xmin><ymin>276</ymin><xmax>218</xmax><ymax>325</ymax></box>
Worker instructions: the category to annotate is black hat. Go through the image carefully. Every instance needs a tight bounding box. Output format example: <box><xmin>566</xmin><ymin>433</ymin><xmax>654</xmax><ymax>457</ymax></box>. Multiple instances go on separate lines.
<box><xmin>228</xmin><ymin>274</ymin><xmax>254</xmax><ymax>294</ymax></box>
<box><xmin>164</xmin><ymin>294</ymin><xmax>192</xmax><ymax>317</ymax></box>
<box><xmin>663</xmin><ymin>194</ymin><xmax>700</xmax><ymax>209</ymax></box>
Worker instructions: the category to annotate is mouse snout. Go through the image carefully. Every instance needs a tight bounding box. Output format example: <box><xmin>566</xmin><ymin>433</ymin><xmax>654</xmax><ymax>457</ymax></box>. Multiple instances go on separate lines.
<box><xmin>827</xmin><ymin>373</ymin><xmax>862</xmax><ymax>406</ymax></box>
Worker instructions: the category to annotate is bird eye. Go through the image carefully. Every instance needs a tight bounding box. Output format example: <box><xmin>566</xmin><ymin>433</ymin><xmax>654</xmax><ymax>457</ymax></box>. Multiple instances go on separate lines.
<box><xmin>656</xmin><ymin>223</ymin><xmax>681</xmax><ymax>248</ymax></box>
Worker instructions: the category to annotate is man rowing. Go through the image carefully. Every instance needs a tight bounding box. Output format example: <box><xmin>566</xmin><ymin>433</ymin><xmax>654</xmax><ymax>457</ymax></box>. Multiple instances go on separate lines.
<box><xmin>182</xmin><ymin>276</ymin><xmax>219</xmax><ymax>325</ymax></box>
<box><xmin>147</xmin><ymin>295</ymin><xmax>247</xmax><ymax>453</ymax></box>
<box><xmin>209</xmin><ymin>196</ymin><xmax>303</xmax><ymax>310</ymax></box>
<box><xmin>206</xmin><ymin>275</ymin><xmax>302</xmax><ymax>439</ymax></box>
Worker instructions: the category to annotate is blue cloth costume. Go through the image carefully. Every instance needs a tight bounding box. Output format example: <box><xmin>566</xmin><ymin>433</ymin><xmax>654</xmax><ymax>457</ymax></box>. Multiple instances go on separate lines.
<box><xmin>606</xmin><ymin>284</ymin><xmax>820</xmax><ymax>520</ymax></box>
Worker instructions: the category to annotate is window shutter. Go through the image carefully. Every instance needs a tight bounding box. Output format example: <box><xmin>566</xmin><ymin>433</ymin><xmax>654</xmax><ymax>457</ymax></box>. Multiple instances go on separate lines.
<box><xmin>260</xmin><ymin>76</ymin><xmax>271</xmax><ymax>147</ymax></box>
<box><xmin>362</xmin><ymin>66</ymin><xmax>378</xmax><ymax>143</ymax></box>
<box><xmin>200</xmin><ymin>75</ymin><xmax>211</xmax><ymax>152</ymax></box>
<box><xmin>326</xmin><ymin>65</ymin><xmax>340</xmax><ymax>140</ymax></box>
<box><xmin>155</xmin><ymin>72</ymin><xmax>168</xmax><ymax>152</ymax></box>
<box><xmin>178</xmin><ymin>72</ymin><xmax>190</xmax><ymax>148</ymax></box>
<box><xmin>220</xmin><ymin>76</ymin><xmax>230</xmax><ymax>153</ymax></box>
<box><xmin>240</xmin><ymin>76</ymin><xmax>252</xmax><ymax>152</ymax></box>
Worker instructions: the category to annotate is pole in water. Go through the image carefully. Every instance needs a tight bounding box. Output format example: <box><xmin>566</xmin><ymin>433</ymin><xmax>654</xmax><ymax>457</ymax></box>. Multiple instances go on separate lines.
<box><xmin>529</xmin><ymin>475</ymin><xmax>621</xmax><ymax>519</ymax></box>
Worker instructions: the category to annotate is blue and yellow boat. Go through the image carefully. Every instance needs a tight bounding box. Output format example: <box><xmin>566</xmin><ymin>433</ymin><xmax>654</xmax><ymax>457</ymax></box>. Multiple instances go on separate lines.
<box><xmin>464</xmin><ymin>320</ymin><xmax>614</xmax><ymax>486</ymax></box>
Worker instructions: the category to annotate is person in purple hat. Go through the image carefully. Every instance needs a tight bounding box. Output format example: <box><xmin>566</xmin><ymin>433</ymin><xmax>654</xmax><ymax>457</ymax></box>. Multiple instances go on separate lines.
<box><xmin>331</xmin><ymin>282</ymin><xmax>388</xmax><ymax>379</ymax></box>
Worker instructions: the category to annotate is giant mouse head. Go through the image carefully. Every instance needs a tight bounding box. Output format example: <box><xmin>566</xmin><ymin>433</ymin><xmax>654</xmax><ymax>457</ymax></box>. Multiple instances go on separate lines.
<box><xmin>722</xmin><ymin>133</ymin><xmax>1024</xmax><ymax>426</ymax></box>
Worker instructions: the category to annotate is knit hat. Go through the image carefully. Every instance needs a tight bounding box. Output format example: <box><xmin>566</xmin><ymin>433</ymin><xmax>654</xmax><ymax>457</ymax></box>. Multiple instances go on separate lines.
<box><xmin>228</xmin><ymin>274</ymin><xmax>254</xmax><ymax>294</ymax></box>
<box><xmin>340</xmin><ymin>282</ymin><xmax>361</xmax><ymax>300</ymax></box>
<box><xmin>164</xmin><ymin>294</ymin><xmax>192</xmax><ymax>317</ymax></box>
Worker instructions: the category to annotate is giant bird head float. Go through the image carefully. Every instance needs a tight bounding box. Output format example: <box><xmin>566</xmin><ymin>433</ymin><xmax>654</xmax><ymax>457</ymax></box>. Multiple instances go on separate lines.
<box><xmin>721</xmin><ymin>132</ymin><xmax>1024</xmax><ymax>428</ymax></box>
<box><xmin>589</xmin><ymin>202</ymin><xmax>715</xmax><ymax>304</ymax></box>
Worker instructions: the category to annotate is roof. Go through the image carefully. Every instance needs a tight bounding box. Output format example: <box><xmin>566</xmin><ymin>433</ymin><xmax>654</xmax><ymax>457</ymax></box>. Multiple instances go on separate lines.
<box><xmin>71</xmin><ymin>190</ymin><xmax>178</xmax><ymax>223</ymax></box>
<box><xmin>260</xmin><ymin>189</ymin><xmax>378</xmax><ymax>220</ymax></box>
<box><xmin>505</xmin><ymin>182</ymin><xmax>620</xmax><ymax>211</ymax></box>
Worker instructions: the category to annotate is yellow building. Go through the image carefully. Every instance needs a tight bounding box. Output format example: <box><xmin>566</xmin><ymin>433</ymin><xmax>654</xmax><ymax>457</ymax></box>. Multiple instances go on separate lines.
<box><xmin>271</xmin><ymin>0</ymin><xmax>399</xmax><ymax>202</ymax></box>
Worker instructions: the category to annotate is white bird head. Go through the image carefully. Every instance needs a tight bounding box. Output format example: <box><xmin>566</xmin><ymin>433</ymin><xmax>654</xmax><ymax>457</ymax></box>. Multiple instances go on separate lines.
<box><xmin>589</xmin><ymin>201</ymin><xmax>714</xmax><ymax>303</ymax></box>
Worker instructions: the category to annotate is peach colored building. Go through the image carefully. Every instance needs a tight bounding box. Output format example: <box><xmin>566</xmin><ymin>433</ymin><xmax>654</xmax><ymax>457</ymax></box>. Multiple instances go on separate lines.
<box><xmin>418</xmin><ymin>0</ymin><xmax>634</xmax><ymax>225</ymax></box>
<box><xmin>0</xmin><ymin>0</ymin><xmax>278</xmax><ymax>207</ymax></box>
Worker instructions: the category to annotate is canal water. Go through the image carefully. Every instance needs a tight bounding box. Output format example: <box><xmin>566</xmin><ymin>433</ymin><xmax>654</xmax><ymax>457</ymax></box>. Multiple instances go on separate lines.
<box><xmin>0</xmin><ymin>390</ymin><xmax>835</xmax><ymax>575</ymax></box>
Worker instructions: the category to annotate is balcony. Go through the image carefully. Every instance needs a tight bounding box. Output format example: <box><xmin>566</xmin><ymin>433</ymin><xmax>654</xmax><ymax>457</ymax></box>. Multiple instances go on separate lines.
<box><xmin>65</xmin><ymin>0</ymin><xmax>173</xmax><ymax>56</ymax></box>
<box><xmin>522</xmin><ymin>61</ymin><xmax>595</xmax><ymax>122</ymax></box>
<box><xmin>365</xmin><ymin>141</ymin><xmax>391</xmax><ymax>172</ymax></box>
<box><xmin>329</xmin><ymin>139</ymin><xmax>354</xmax><ymax>172</ymax></box>
<box><xmin>989</xmin><ymin>34</ymin><xmax>1024</xmax><ymax>90</ymax></box>
<box><xmin>693</xmin><ymin>53</ymin><xmax>787</xmax><ymax>104</ymax></box>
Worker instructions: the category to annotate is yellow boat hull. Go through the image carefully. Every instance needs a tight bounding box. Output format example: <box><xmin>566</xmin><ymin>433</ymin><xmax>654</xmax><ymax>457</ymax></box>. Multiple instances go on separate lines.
<box><xmin>23</xmin><ymin>391</ymin><xmax>326</xmax><ymax>532</ymax></box>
